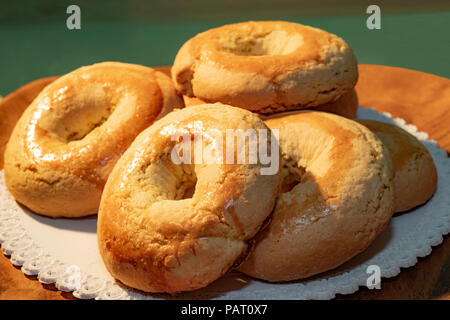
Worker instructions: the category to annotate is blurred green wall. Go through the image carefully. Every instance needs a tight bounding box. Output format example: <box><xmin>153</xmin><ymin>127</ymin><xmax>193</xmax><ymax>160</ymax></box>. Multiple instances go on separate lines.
<box><xmin>1</xmin><ymin>0</ymin><xmax>449</xmax><ymax>95</ymax></box>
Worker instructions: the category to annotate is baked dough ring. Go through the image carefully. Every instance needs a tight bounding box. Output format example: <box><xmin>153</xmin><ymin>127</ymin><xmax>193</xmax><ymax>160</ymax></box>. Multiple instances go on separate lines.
<box><xmin>238</xmin><ymin>111</ymin><xmax>394</xmax><ymax>282</ymax></box>
<box><xmin>184</xmin><ymin>89</ymin><xmax>359</xmax><ymax>119</ymax></box>
<box><xmin>4</xmin><ymin>62</ymin><xmax>183</xmax><ymax>217</ymax></box>
<box><xmin>98</xmin><ymin>104</ymin><xmax>281</xmax><ymax>293</ymax></box>
<box><xmin>173</xmin><ymin>21</ymin><xmax>358</xmax><ymax>113</ymax></box>
<box><xmin>358</xmin><ymin>120</ymin><xmax>437</xmax><ymax>212</ymax></box>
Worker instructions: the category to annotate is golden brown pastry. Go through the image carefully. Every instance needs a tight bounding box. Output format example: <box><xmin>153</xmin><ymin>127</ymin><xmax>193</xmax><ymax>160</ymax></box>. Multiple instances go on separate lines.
<box><xmin>172</xmin><ymin>21</ymin><xmax>358</xmax><ymax>114</ymax></box>
<box><xmin>238</xmin><ymin>111</ymin><xmax>395</xmax><ymax>282</ymax></box>
<box><xmin>358</xmin><ymin>120</ymin><xmax>437</xmax><ymax>212</ymax></box>
<box><xmin>0</xmin><ymin>76</ymin><xmax>58</xmax><ymax>170</ymax></box>
<box><xmin>184</xmin><ymin>89</ymin><xmax>359</xmax><ymax>119</ymax></box>
<box><xmin>4</xmin><ymin>62</ymin><xmax>184</xmax><ymax>218</ymax></box>
<box><xmin>313</xmin><ymin>89</ymin><xmax>358</xmax><ymax>119</ymax></box>
<box><xmin>98</xmin><ymin>104</ymin><xmax>281</xmax><ymax>293</ymax></box>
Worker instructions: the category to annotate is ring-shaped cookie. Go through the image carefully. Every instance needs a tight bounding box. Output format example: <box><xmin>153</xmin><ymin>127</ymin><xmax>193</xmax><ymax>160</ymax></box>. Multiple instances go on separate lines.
<box><xmin>238</xmin><ymin>111</ymin><xmax>394</xmax><ymax>282</ymax></box>
<box><xmin>173</xmin><ymin>21</ymin><xmax>358</xmax><ymax>113</ymax></box>
<box><xmin>98</xmin><ymin>104</ymin><xmax>281</xmax><ymax>293</ymax></box>
<box><xmin>4</xmin><ymin>62</ymin><xmax>184</xmax><ymax>217</ymax></box>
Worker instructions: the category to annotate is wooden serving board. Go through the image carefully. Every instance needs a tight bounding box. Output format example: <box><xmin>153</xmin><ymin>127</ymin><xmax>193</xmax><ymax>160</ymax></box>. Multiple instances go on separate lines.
<box><xmin>0</xmin><ymin>64</ymin><xmax>449</xmax><ymax>299</ymax></box>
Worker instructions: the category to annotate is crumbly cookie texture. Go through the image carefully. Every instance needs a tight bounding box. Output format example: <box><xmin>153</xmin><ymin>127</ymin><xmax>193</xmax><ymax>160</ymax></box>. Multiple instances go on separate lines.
<box><xmin>358</xmin><ymin>120</ymin><xmax>437</xmax><ymax>212</ymax></box>
<box><xmin>173</xmin><ymin>21</ymin><xmax>358</xmax><ymax>113</ymax></box>
<box><xmin>238</xmin><ymin>111</ymin><xmax>395</xmax><ymax>282</ymax></box>
<box><xmin>184</xmin><ymin>89</ymin><xmax>359</xmax><ymax>119</ymax></box>
<box><xmin>98</xmin><ymin>104</ymin><xmax>281</xmax><ymax>293</ymax></box>
<box><xmin>4</xmin><ymin>62</ymin><xmax>184</xmax><ymax>217</ymax></box>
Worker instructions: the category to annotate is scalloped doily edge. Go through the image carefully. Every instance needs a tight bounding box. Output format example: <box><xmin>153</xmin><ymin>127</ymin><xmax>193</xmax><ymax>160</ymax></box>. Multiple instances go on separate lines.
<box><xmin>0</xmin><ymin>106</ymin><xmax>449</xmax><ymax>300</ymax></box>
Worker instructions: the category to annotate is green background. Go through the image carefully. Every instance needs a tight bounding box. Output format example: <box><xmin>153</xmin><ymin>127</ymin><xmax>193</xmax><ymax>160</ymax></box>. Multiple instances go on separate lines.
<box><xmin>1</xmin><ymin>0</ymin><xmax>449</xmax><ymax>96</ymax></box>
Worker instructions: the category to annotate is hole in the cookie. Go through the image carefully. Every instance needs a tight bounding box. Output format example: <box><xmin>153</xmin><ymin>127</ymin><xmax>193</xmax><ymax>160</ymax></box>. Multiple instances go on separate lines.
<box><xmin>221</xmin><ymin>30</ymin><xmax>303</xmax><ymax>56</ymax></box>
<box><xmin>62</xmin><ymin>110</ymin><xmax>113</xmax><ymax>142</ymax></box>
<box><xmin>281</xmin><ymin>177</ymin><xmax>300</xmax><ymax>193</ymax></box>
<box><xmin>38</xmin><ymin>83</ymin><xmax>119</xmax><ymax>143</ymax></box>
<box><xmin>280</xmin><ymin>160</ymin><xmax>306</xmax><ymax>193</ymax></box>
<box><xmin>60</xmin><ymin>103</ymin><xmax>116</xmax><ymax>142</ymax></box>
<box><xmin>182</xmin><ymin>180</ymin><xmax>197</xmax><ymax>199</ymax></box>
<box><xmin>172</xmin><ymin>163</ymin><xmax>198</xmax><ymax>200</ymax></box>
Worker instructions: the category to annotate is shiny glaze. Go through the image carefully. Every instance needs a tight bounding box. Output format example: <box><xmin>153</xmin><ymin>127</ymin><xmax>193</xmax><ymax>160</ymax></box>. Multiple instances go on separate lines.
<box><xmin>97</xmin><ymin>104</ymin><xmax>281</xmax><ymax>292</ymax></box>
<box><xmin>21</xmin><ymin>62</ymin><xmax>166</xmax><ymax>190</ymax></box>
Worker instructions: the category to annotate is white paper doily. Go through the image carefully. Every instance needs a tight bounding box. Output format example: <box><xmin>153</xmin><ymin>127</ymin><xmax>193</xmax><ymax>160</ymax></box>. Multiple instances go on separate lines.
<box><xmin>0</xmin><ymin>106</ymin><xmax>449</xmax><ymax>300</ymax></box>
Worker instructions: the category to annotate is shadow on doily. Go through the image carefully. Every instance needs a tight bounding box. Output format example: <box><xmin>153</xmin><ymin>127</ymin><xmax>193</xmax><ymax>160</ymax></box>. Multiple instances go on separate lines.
<box><xmin>17</xmin><ymin>202</ymin><xmax>97</xmax><ymax>234</ymax></box>
<box><xmin>109</xmin><ymin>224</ymin><xmax>393</xmax><ymax>300</ymax></box>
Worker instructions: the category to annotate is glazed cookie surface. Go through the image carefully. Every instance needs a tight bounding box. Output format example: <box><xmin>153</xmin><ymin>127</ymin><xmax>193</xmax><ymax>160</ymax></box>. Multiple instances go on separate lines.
<box><xmin>4</xmin><ymin>62</ymin><xmax>184</xmax><ymax>217</ymax></box>
<box><xmin>238</xmin><ymin>111</ymin><xmax>394</xmax><ymax>282</ymax></box>
<box><xmin>0</xmin><ymin>77</ymin><xmax>58</xmax><ymax>170</ymax></box>
<box><xmin>173</xmin><ymin>21</ymin><xmax>358</xmax><ymax>113</ymax></box>
<box><xmin>358</xmin><ymin>120</ymin><xmax>437</xmax><ymax>212</ymax></box>
<box><xmin>98</xmin><ymin>104</ymin><xmax>281</xmax><ymax>293</ymax></box>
